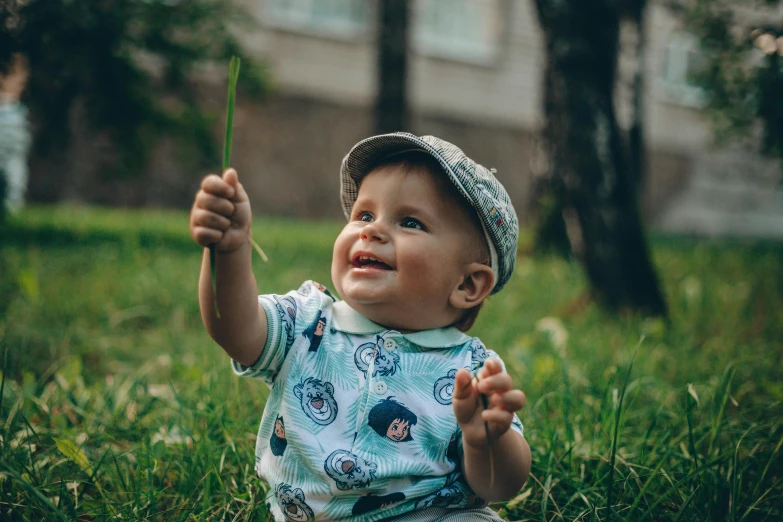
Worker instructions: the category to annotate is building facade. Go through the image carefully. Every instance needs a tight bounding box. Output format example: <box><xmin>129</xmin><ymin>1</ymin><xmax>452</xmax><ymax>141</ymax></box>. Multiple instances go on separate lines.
<box><xmin>28</xmin><ymin>0</ymin><xmax>783</xmax><ymax>236</ymax></box>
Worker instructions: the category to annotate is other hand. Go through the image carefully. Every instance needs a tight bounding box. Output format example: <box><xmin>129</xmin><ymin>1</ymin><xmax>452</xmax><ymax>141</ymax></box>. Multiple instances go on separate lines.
<box><xmin>189</xmin><ymin>168</ymin><xmax>252</xmax><ymax>253</ymax></box>
<box><xmin>452</xmin><ymin>358</ymin><xmax>526</xmax><ymax>449</ymax></box>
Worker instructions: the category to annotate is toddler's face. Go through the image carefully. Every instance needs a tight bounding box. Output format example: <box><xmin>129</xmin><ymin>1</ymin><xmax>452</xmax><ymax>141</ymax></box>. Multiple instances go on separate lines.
<box><xmin>386</xmin><ymin>419</ymin><xmax>410</xmax><ymax>441</ymax></box>
<box><xmin>331</xmin><ymin>164</ymin><xmax>483</xmax><ymax>331</ymax></box>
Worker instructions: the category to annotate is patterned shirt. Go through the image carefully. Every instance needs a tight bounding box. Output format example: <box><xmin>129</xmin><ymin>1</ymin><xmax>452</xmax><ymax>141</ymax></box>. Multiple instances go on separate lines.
<box><xmin>232</xmin><ymin>281</ymin><xmax>525</xmax><ymax>521</ymax></box>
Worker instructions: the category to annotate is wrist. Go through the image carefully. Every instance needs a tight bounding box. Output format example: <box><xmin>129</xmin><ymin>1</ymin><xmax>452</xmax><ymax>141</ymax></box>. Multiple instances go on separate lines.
<box><xmin>214</xmin><ymin>231</ymin><xmax>253</xmax><ymax>254</ymax></box>
<box><xmin>462</xmin><ymin>432</ymin><xmax>490</xmax><ymax>452</ymax></box>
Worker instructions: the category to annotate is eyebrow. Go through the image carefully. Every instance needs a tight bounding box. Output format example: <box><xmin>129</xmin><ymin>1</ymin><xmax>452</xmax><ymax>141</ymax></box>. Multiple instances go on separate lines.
<box><xmin>351</xmin><ymin>199</ymin><xmax>436</xmax><ymax>223</ymax></box>
<box><xmin>395</xmin><ymin>205</ymin><xmax>437</xmax><ymax>225</ymax></box>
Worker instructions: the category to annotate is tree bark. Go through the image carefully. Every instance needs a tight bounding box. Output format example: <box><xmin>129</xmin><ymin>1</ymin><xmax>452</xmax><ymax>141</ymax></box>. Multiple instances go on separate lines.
<box><xmin>533</xmin><ymin>0</ymin><xmax>667</xmax><ymax>316</ymax></box>
<box><xmin>628</xmin><ymin>0</ymin><xmax>648</xmax><ymax>192</ymax></box>
<box><xmin>375</xmin><ymin>0</ymin><xmax>410</xmax><ymax>134</ymax></box>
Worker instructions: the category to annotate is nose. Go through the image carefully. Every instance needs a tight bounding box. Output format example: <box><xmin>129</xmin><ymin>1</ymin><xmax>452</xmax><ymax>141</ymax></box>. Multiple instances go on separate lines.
<box><xmin>360</xmin><ymin>220</ymin><xmax>388</xmax><ymax>243</ymax></box>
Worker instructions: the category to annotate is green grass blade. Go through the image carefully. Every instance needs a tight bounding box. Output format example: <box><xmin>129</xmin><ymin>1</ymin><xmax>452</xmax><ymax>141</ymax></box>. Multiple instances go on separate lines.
<box><xmin>224</xmin><ymin>56</ymin><xmax>241</xmax><ymax>172</ymax></box>
<box><xmin>0</xmin><ymin>464</ymin><xmax>69</xmax><ymax>521</ymax></box>
<box><xmin>0</xmin><ymin>336</ymin><xmax>7</xmax><ymax>427</ymax></box>
<box><xmin>606</xmin><ymin>331</ymin><xmax>644</xmax><ymax>521</ymax></box>
<box><xmin>210</xmin><ymin>56</ymin><xmax>242</xmax><ymax>319</ymax></box>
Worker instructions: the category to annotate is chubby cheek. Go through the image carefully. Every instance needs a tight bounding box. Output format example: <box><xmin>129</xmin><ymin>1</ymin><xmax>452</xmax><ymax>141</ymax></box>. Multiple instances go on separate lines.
<box><xmin>397</xmin><ymin>247</ymin><xmax>447</xmax><ymax>288</ymax></box>
<box><xmin>331</xmin><ymin>229</ymin><xmax>352</xmax><ymax>292</ymax></box>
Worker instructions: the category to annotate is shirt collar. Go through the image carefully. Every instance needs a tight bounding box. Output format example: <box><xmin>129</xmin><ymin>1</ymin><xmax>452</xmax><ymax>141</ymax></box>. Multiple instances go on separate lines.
<box><xmin>331</xmin><ymin>300</ymin><xmax>471</xmax><ymax>349</ymax></box>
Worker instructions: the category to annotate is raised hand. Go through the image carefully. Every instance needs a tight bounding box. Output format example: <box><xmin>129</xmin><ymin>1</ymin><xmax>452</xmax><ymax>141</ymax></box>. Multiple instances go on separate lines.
<box><xmin>452</xmin><ymin>358</ymin><xmax>526</xmax><ymax>449</ymax></box>
<box><xmin>189</xmin><ymin>168</ymin><xmax>252</xmax><ymax>254</ymax></box>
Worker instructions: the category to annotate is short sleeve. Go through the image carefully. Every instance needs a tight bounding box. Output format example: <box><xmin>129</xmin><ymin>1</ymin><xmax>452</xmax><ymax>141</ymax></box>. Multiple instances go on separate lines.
<box><xmin>231</xmin><ymin>280</ymin><xmax>334</xmax><ymax>384</ymax></box>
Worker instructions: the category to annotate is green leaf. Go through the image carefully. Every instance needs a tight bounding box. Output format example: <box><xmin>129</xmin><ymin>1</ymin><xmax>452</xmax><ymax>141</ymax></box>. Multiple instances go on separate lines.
<box><xmin>54</xmin><ymin>438</ymin><xmax>94</xmax><ymax>478</ymax></box>
<box><xmin>17</xmin><ymin>268</ymin><xmax>39</xmax><ymax>302</ymax></box>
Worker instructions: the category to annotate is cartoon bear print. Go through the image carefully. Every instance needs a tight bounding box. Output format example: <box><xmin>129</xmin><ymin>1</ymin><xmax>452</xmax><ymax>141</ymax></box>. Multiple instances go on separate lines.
<box><xmin>323</xmin><ymin>449</ymin><xmax>378</xmax><ymax>490</ymax></box>
<box><xmin>354</xmin><ymin>335</ymin><xmax>400</xmax><ymax>378</ymax></box>
<box><xmin>294</xmin><ymin>377</ymin><xmax>338</xmax><ymax>426</ymax></box>
<box><xmin>352</xmin><ymin>492</ymin><xmax>406</xmax><ymax>515</ymax></box>
<box><xmin>368</xmin><ymin>397</ymin><xmax>418</xmax><ymax>442</ymax></box>
<box><xmin>433</xmin><ymin>369</ymin><xmax>458</xmax><ymax>405</ymax></box>
<box><xmin>269</xmin><ymin>415</ymin><xmax>287</xmax><ymax>456</ymax></box>
<box><xmin>275</xmin><ymin>483</ymin><xmax>315</xmax><ymax>522</ymax></box>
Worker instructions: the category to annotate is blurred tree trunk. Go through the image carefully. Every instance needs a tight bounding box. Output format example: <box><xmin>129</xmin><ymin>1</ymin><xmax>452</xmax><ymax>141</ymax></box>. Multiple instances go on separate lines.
<box><xmin>533</xmin><ymin>0</ymin><xmax>667</xmax><ymax>316</ymax></box>
<box><xmin>375</xmin><ymin>0</ymin><xmax>410</xmax><ymax>134</ymax></box>
<box><xmin>628</xmin><ymin>0</ymin><xmax>647</xmax><ymax>192</ymax></box>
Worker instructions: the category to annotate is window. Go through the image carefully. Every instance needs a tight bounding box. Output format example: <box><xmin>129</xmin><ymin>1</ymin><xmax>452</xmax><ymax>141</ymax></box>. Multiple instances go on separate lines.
<box><xmin>658</xmin><ymin>31</ymin><xmax>706</xmax><ymax>107</ymax></box>
<box><xmin>413</xmin><ymin>0</ymin><xmax>503</xmax><ymax>64</ymax></box>
<box><xmin>265</xmin><ymin>0</ymin><xmax>370</xmax><ymax>38</ymax></box>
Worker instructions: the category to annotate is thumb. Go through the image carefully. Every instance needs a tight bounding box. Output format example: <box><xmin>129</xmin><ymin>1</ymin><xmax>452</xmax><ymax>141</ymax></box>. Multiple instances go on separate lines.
<box><xmin>223</xmin><ymin>168</ymin><xmax>249</xmax><ymax>203</ymax></box>
<box><xmin>452</xmin><ymin>369</ymin><xmax>478</xmax><ymax>424</ymax></box>
<box><xmin>452</xmin><ymin>369</ymin><xmax>475</xmax><ymax>402</ymax></box>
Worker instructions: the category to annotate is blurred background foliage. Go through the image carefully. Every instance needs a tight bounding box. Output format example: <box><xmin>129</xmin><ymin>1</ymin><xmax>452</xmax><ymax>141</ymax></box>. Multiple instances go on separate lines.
<box><xmin>0</xmin><ymin>0</ymin><xmax>271</xmax><ymax>177</ymax></box>
<box><xmin>675</xmin><ymin>0</ymin><xmax>783</xmax><ymax>168</ymax></box>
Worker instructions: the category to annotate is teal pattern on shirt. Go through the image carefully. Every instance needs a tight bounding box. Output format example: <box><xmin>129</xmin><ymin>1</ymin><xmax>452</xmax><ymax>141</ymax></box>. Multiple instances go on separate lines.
<box><xmin>232</xmin><ymin>281</ymin><xmax>525</xmax><ymax>522</ymax></box>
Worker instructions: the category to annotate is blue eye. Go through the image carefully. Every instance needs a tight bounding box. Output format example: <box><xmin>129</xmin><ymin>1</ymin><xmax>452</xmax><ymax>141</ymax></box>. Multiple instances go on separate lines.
<box><xmin>401</xmin><ymin>217</ymin><xmax>423</xmax><ymax>230</ymax></box>
<box><xmin>358</xmin><ymin>212</ymin><xmax>373</xmax><ymax>222</ymax></box>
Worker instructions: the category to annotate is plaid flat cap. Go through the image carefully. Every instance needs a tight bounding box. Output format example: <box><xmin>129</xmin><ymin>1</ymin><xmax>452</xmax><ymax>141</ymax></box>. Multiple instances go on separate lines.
<box><xmin>340</xmin><ymin>132</ymin><xmax>518</xmax><ymax>294</ymax></box>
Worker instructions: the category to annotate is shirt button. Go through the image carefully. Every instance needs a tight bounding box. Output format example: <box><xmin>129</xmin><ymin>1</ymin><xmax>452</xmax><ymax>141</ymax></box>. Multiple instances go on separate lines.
<box><xmin>373</xmin><ymin>381</ymin><xmax>387</xmax><ymax>395</ymax></box>
<box><xmin>383</xmin><ymin>338</ymin><xmax>397</xmax><ymax>351</ymax></box>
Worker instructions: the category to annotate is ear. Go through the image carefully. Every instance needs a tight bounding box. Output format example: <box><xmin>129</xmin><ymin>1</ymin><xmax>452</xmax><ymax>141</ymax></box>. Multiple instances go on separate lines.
<box><xmin>449</xmin><ymin>263</ymin><xmax>494</xmax><ymax>310</ymax></box>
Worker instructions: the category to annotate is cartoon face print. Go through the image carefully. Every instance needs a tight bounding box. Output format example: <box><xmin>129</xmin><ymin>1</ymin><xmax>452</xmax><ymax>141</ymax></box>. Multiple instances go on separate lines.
<box><xmin>352</xmin><ymin>492</ymin><xmax>406</xmax><ymax>515</ymax></box>
<box><xmin>433</xmin><ymin>369</ymin><xmax>458</xmax><ymax>405</ymax></box>
<box><xmin>275</xmin><ymin>483</ymin><xmax>315</xmax><ymax>522</ymax></box>
<box><xmin>387</xmin><ymin>420</ymin><xmax>410</xmax><ymax>441</ymax></box>
<box><xmin>301</xmin><ymin>310</ymin><xmax>326</xmax><ymax>353</ymax></box>
<box><xmin>469</xmin><ymin>339</ymin><xmax>489</xmax><ymax>372</ymax></box>
<box><xmin>294</xmin><ymin>377</ymin><xmax>338</xmax><ymax>426</ymax></box>
<box><xmin>270</xmin><ymin>415</ymin><xmax>288</xmax><ymax>456</ymax></box>
<box><xmin>324</xmin><ymin>450</ymin><xmax>377</xmax><ymax>490</ymax></box>
<box><xmin>368</xmin><ymin>397</ymin><xmax>417</xmax><ymax>442</ymax></box>
<box><xmin>354</xmin><ymin>335</ymin><xmax>400</xmax><ymax>378</ymax></box>
<box><xmin>274</xmin><ymin>416</ymin><xmax>286</xmax><ymax>438</ymax></box>
<box><xmin>274</xmin><ymin>295</ymin><xmax>298</xmax><ymax>345</ymax></box>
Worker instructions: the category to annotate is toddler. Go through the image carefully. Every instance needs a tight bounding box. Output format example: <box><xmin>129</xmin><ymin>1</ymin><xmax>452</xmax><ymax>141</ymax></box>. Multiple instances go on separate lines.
<box><xmin>189</xmin><ymin>133</ymin><xmax>532</xmax><ymax>521</ymax></box>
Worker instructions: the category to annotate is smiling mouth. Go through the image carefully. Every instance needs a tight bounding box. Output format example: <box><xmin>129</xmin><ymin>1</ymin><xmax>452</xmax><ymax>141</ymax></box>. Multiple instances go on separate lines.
<box><xmin>351</xmin><ymin>254</ymin><xmax>393</xmax><ymax>270</ymax></box>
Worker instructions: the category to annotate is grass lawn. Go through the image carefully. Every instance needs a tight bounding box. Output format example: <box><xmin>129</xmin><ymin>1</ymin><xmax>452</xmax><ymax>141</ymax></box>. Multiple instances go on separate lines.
<box><xmin>1</xmin><ymin>205</ymin><xmax>781</xmax><ymax>521</ymax></box>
